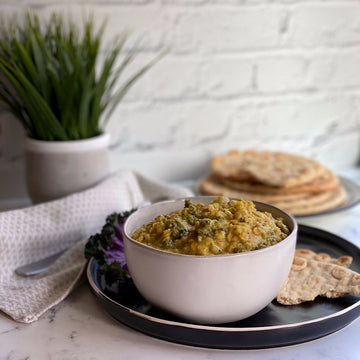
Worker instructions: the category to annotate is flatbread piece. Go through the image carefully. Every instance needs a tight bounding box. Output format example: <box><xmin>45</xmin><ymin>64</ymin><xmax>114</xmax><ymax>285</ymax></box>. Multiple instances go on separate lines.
<box><xmin>277</xmin><ymin>249</ymin><xmax>360</xmax><ymax>305</ymax></box>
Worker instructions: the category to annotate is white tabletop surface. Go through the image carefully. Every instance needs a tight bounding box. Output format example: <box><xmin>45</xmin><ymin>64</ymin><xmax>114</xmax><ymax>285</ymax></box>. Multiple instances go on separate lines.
<box><xmin>1</xmin><ymin>168</ymin><xmax>360</xmax><ymax>360</ymax></box>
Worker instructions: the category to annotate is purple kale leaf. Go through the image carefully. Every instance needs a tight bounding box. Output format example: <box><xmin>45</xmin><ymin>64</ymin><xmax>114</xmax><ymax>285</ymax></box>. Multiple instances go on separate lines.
<box><xmin>105</xmin><ymin>222</ymin><xmax>128</xmax><ymax>272</ymax></box>
<box><xmin>85</xmin><ymin>210</ymin><xmax>136</xmax><ymax>286</ymax></box>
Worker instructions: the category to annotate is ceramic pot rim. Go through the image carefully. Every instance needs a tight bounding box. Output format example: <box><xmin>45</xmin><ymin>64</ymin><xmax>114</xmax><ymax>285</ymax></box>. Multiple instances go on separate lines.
<box><xmin>23</xmin><ymin>133</ymin><xmax>110</xmax><ymax>153</ymax></box>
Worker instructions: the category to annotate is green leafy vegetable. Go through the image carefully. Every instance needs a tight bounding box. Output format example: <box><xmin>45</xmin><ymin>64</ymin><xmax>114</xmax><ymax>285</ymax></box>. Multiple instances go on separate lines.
<box><xmin>85</xmin><ymin>209</ymin><xmax>136</xmax><ymax>287</ymax></box>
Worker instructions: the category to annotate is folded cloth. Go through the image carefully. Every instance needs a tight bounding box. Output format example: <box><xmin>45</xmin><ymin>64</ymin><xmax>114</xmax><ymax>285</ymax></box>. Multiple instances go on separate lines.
<box><xmin>0</xmin><ymin>170</ymin><xmax>193</xmax><ymax>323</ymax></box>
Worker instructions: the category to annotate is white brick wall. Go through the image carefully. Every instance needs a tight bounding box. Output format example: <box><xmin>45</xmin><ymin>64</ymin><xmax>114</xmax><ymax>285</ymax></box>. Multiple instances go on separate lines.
<box><xmin>1</xmin><ymin>0</ymin><xmax>360</xmax><ymax>189</ymax></box>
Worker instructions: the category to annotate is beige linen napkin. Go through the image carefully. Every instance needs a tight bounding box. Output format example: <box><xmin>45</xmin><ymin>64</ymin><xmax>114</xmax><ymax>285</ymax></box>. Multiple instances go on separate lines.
<box><xmin>0</xmin><ymin>170</ymin><xmax>193</xmax><ymax>323</ymax></box>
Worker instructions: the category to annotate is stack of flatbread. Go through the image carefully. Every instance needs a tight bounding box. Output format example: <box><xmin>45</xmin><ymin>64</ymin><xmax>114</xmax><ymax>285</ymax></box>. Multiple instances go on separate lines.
<box><xmin>199</xmin><ymin>149</ymin><xmax>347</xmax><ymax>216</ymax></box>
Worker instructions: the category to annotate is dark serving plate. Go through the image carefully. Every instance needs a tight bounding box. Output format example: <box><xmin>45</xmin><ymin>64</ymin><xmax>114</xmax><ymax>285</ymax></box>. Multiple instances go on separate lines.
<box><xmin>87</xmin><ymin>225</ymin><xmax>360</xmax><ymax>350</ymax></box>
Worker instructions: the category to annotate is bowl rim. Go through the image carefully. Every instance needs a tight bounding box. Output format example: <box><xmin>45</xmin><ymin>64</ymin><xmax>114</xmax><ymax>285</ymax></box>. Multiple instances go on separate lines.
<box><xmin>124</xmin><ymin>196</ymin><xmax>298</xmax><ymax>260</ymax></box>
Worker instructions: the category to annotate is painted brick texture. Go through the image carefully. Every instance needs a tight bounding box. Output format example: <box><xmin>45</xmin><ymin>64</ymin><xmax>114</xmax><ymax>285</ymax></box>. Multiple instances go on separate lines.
<box><xmin>0</xmin><ymin>0</ymin><xmax>360</xmax><ymax>182</ymax></box>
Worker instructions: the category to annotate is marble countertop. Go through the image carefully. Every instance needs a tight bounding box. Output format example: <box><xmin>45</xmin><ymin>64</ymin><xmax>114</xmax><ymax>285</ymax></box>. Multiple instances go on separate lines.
<box><xmin>1</xmin><ymin>168</ymin><xmax>360</xmax><ymax>360</ymax></box>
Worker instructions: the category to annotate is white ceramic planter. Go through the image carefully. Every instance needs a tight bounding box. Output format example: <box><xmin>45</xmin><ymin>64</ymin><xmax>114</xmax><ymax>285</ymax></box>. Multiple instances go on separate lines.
<box><xmin>24</xmin><ymin>133</ymin><xmax>110</xmax><ymax>204</ymax></box>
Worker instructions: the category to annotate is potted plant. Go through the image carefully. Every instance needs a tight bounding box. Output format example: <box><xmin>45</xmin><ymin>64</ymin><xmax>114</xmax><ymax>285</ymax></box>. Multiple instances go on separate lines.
<box><xmin>0</xmin><ymin>12</ymin><xmax>164</xmax><ymax>203</ymax></box>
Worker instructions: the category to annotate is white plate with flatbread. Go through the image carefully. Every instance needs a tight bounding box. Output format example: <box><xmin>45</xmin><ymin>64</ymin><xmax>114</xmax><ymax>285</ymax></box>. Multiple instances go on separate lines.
<box><xmin>196</xmin><ymin>176</ymin><xmax>360</xmax><ymax>218</ymax></box>
<box><xmin>307</xmin><ymin>176</ymin><xmax>360</xmax><ymax>217</ymax></box>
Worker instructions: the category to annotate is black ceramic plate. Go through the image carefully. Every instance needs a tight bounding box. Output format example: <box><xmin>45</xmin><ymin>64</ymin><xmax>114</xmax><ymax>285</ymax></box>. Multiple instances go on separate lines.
<box><xmin>87</xmin><ymin>225</ymin><xmax>360</xmax><ymax>350</ymax></box>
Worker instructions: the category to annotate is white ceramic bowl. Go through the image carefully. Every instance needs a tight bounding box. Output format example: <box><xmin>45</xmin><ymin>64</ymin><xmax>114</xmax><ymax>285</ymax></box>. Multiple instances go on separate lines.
<box><xmin>124</xmin><ymin>196</ymin><xmax>297</xmax><ymax>324</ymax></box>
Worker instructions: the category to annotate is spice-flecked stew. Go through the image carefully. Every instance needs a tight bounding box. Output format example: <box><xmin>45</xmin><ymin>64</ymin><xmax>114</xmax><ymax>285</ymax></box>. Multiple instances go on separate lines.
<box><xmin>132</xmin><ymin>196</ymin><xmax>290</xmax><ymax>256</ymax></box>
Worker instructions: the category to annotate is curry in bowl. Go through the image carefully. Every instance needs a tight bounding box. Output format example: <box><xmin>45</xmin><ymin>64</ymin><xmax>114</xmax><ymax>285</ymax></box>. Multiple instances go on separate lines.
<box><xmin>132</xmin><ymin>196</ymin><xmax>290</xmax><ymax>256</ymax></box>
<box><xmin>124</xmin><ymin>196</ymin><xmax>297</xmax><ymax>323</ymax></box>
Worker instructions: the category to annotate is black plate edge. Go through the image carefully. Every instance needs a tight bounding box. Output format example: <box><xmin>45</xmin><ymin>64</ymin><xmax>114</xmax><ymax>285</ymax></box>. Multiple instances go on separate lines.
<box><xmin>88</xmin><ymin>281</ymin><xmax>360</xmax><ymax>350</ymax></box>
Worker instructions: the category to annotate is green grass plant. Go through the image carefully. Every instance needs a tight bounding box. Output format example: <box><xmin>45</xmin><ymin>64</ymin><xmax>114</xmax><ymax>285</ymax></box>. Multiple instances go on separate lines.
<box><xmin>0</xmin><ymin>12</ymin><xmax>164</xmax><ymax>141</ymax></box>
